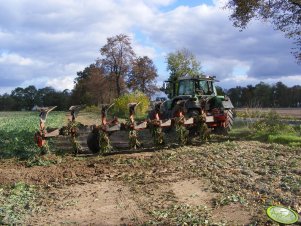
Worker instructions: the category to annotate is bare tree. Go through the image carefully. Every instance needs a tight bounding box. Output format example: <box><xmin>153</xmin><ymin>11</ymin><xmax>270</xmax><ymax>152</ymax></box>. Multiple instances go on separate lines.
<box><xmin>99</xmin><ymin>34</ymin><xmax>135</xmax><ymax>97</ymax></box>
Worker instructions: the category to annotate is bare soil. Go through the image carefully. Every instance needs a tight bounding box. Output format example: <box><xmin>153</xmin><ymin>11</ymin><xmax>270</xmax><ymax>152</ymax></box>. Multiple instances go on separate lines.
<box><xmin>1</xmin><ymin>138</ymin><xmax>300</xmax><ymax>225</ymax></box>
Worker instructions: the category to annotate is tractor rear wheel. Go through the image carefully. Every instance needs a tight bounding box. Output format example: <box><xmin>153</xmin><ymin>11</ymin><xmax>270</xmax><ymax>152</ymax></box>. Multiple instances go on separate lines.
<box><xmin>225</xmin><ymin>109</ymin><xmax>234</xmax><ymax>131</ymax></box>
<box><xmin>214</xmin><ymin>109</ymin><xmax>234</xmax><ymax>135</ymax></box>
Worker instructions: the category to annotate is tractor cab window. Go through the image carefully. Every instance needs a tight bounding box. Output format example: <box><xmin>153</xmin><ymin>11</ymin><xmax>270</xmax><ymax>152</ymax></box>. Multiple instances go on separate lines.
<box><xmin>178</xmin><ymin>80</ymin><xmax>194</xmax><ymax>95</ymax></box>
<box><xmin>199</xmin><ymin>81</ymin><xmax>214</xmax><ymax>95</ymax></box>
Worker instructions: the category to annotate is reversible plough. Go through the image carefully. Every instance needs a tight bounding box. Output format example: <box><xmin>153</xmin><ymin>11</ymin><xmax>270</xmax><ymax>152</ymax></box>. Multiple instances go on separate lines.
<box><xmin>34</xmin><ymin>102</ymin><xmax>210</xmax><ymax>155</ymax></box>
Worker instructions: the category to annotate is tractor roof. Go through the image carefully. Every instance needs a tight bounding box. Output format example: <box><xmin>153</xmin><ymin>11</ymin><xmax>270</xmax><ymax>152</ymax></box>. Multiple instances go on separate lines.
<box><xmin>165</xmin><ymin>75</ymin><xmax>219</xmax><ymax>82</ymax></box>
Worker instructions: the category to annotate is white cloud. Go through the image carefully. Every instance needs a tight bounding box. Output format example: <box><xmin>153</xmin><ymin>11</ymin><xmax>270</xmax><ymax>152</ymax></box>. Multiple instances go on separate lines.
<box><xmin>46</xmin><ymin>76</ymin><xmax>74</xmax><ymax>91</ymax></box>
<box><xmin>138</xmin><ymin>1</ymin><xmax>300</xmax><ymax>85</ymax></box>
<box><xmin>0</xmin><ymin>53</ymin><xmax>34</xmax><ymax>66</ymax></box>
<box><xmin>0</xmin><ymin>0</ymin><xmax>300</xmax><ymax>94</ymax></box>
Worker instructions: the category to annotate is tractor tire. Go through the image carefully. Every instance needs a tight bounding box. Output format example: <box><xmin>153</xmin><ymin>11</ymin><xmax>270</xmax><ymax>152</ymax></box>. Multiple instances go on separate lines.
<box><xmin>87</xmin><ymin>131</ymin><xmax>100</xmax><ymax>153</ymax></box>
<box><xmin>225</xmin><ymin>109</ymin><xmax>234</xmax><ymax>131</ymax></box>
<box><xmin>214</xmin><ymin>109</ymin><xmax>234</xmax><ymax>135</ymax></box>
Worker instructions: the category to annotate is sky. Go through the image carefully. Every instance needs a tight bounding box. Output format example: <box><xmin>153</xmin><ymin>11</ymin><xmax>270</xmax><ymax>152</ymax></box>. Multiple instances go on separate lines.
<box><xmin>0</xmin><ymin>0</ymin><xmax>300</xmax><ymax>94</ymax></box>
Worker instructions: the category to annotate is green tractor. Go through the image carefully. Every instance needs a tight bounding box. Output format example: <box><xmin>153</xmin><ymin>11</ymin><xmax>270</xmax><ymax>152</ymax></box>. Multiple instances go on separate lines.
<box><xmin>149</xmin><ymin>76</ymin><xmax>234</xmax><ymax>134</ymax></box>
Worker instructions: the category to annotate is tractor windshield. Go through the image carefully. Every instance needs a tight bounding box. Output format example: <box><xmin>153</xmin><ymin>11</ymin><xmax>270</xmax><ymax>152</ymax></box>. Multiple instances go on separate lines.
<box><xmin>198</xmin><ymin>80</ymin><xmax>215</xmax><ymax>95</ymax></box>
<box><xmin>178</xmin><ymin>80</ymin><xmax>194</xmax><ymax>95</ymax></box>
<box><xmin>177</xmin><ymin>79</ymin><xmax>217</xmax><ymax>96</ymax></box>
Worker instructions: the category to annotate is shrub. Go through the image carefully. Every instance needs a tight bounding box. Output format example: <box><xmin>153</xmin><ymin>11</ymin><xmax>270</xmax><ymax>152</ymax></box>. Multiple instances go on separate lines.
<box><xmin>250</xmin><ymin>110</ymin><xmax>294</xmax><ymax>135</ymax></box>
<box><xmin>111</xmin><ymin>91</ymin><xmax>150</xmax><ymax>118</ymax></box>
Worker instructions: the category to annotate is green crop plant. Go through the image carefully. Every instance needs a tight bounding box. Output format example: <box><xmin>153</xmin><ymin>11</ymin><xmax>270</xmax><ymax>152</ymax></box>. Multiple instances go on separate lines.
<box><xmin>0</xmin><ymin>182</ymin><xmax>36</xmax><ymax>224</ymax></box>
<box><xmin>0</xmin><ymin>111</ymin><xmax>65</xmax><ymax>159</ymax></box>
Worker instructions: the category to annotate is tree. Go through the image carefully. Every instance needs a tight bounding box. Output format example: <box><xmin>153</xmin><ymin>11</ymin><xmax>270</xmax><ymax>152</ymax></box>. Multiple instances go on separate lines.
<box><xmin>273</xmin><ymin>82</ymin><xmax>289</xmax><ymax>107</ymax></box>
<box><xmin>226</xmin><ymin>0</ymin><xmax>301</xmax><ymax>63</ymax></box>
<box><xmin>215</xmin><ymin>86</ymin><xmax>226</xmax><ymax>96</ymax></box>
<box><xmin>166</xmin><ymin>48</ymin><xmax>202</xmax><ymax>82</ymax></box>
<box><xmin>99</xmin><ymin>34</ymin><xmax>135</xmax><ymax>97</ymax></box>
<box><xmin>289</xmin><ymin>85</ymin><xmax>301</xmax><ymax>107</ymax></box>
<box><xmin>72</xmin><ymin>64</ymin><xmax>116</xmax><ymax>105</ymax></box>
<box><xmin>241</xmin><ymin>85</ymin><xmax>256</xmax><ymax>107</ymax></box>
<box><xmin>11</xmin><ymin>87</ymin><xmax>26</xmax><ymax>110</ymax></box>
<box><xmin>227</xmin><ymin>86</ymin><xmax>243</xmax><ymax>107</ymax></box>
<box><xmin>74</xmin><ymin>64</ymin><xmax>96</xmax><ymax>84</ymax></box>
<box><xmin>23</xmin><ymin>85</ymin><xmax>37</xmax><ymax>109</ymax></box>
<box><xmin>165</xmin><ymin>49</ymin><xmax>203</xmax><ymax>97</ymax></box>
<box><xmin>127</xmin><ymin>56</ymin><xmax>159</xmax><ymax>97</ymax></box>
<box><xmin>73</xmin><ymin>64</ymin><xmax>101</xmax><ymax>105</ymax></box>
<box><xmin>0</xmin><ymin>94</ymin><xmax>16</xmax><ymax>111</ymax></box>
<box><xmin>254</xmin><ymin>82</ymin><xmax>273</xmax><ymax>107</ymax></box>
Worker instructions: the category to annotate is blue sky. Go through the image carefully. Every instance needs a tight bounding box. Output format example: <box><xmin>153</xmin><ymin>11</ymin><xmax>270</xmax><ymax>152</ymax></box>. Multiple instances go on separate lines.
<box><xmin>0</xmin><ymin>0</ymin><xmax>300</xmax><ymax>94</ymax></box>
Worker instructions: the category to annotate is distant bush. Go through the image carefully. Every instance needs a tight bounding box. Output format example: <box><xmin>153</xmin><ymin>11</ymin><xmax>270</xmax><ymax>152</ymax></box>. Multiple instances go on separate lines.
<box><xmin>250</xmin><ymin>111</ymin><xmax>294</xmax><ymax>136</ymax></box>
<box><xmin>111</xmin><ymin>91</ymin><xmax>150</xmax><ymax>118</ymax></box>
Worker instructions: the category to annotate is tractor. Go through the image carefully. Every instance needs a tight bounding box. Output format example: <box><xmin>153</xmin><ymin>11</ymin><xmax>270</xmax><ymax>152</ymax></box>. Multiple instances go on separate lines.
<box><xmin>149</xmin><ymin>76</ymin><xmax>234</xmax><ymax>134</ymax></box>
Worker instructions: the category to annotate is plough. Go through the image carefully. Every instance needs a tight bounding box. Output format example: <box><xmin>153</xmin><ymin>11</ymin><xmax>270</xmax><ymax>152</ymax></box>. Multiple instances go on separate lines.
<box><xmin>34</xmin><ymin>102</ymin><xmax>209</xmax><ymax>155</ymax></box>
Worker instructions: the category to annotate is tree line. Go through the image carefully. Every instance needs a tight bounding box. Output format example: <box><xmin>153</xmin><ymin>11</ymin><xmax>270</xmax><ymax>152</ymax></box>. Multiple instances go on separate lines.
<box><xmin>227</xmin><ymin>82</ymin><xmax>301</xmax><ymax>108</ymax></box>
<box><xmin>1</xmin><ymin>80</ymin><xmax>300</xmax><ymax>111</ymax></box>
<box><xmin>0</xmin><ymin>86</ymin><xmax>71</xmax><ymax>111</ymax></box>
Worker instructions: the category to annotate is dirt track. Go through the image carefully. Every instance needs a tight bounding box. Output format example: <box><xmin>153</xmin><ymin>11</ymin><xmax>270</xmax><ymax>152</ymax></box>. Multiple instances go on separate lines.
<box><xmin>1</xmin><ymin>138</ymin><xmax>300</xmax><ymax>225</ymax></box>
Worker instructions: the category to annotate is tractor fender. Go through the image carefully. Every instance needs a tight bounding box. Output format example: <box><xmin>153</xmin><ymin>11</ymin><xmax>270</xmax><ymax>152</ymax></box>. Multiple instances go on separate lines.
<box><xmin>222</xmin><ymin>96</ymin><xmax>234</xmax><ymax>109</ymax></box>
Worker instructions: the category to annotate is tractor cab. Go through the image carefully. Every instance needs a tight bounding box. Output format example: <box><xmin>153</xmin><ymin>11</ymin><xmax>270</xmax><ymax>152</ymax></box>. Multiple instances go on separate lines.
<box><xmin>177</xmin><ymin>77</ymin><xmax>217</xmax><ymax>97</ymax></box>
<box><xmin>163</xmin><ymin>76</ymin><xmax>218</xmax><ymax>99</ymax></box>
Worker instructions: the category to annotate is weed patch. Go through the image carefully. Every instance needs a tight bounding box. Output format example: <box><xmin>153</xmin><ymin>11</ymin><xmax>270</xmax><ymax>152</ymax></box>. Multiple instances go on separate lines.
<box><xmin>0</xmin><ymin>182</ymin><xmax>36</xmax><ymax>224</ymax></box>
<box><xmin>149</xmin><ymin>204</ymin><xmax>220</xmax><ymax>225</ymax></box>
<box><xmin>26</xmin><ymin>154</ymin><xmax>62</xmax><ymax>167</ymax></box>
<box><xmin>213</xmin><ymin>194</ymin><xmax>247</xmax><ymax>207</ymax></box>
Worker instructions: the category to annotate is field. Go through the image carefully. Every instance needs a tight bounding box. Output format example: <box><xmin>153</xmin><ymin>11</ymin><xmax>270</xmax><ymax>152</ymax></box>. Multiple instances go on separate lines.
<box><xmin>0</xmin><ymin>111</ymin><xmax>66</xmax><ymax>159</ymax></box>
<box><xmin>0</xmin><ymin>111</ymin><xmax>300</xmax><ymax>225</ymax></box>
<box><xmin>235</xmin><ymin>108</ymin><xmax>301</xmax><ymax>119</ymax></box>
